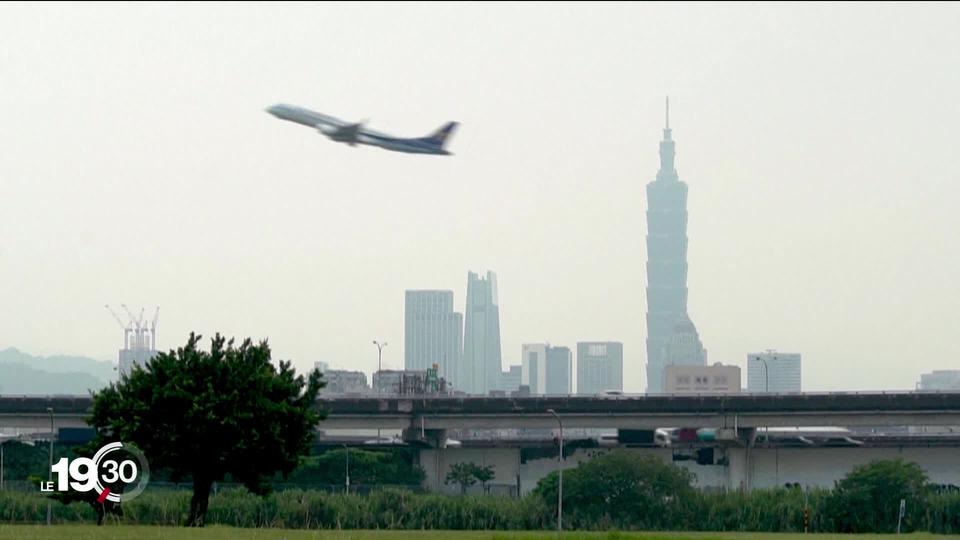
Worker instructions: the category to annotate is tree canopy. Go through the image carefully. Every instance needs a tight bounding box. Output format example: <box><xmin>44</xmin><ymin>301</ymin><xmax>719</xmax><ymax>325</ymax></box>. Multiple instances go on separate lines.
<box><xmin>88</xmin><ymin>332</ymin><xmax>326</xmax><ymax>526</ymax></box>
<box><xmin>825</xmin><ymin>457</ymin><xmax>930</xmax><ymax>533</ymax></box>
<box><xmin>445</xmin><ymin>462</ymin><xmax>478</xmax><ymax>494</ymax></box>
<box><xmin>533</xmin><ymin>450</ymin><xmax>696</xmax><ymax>529</ymax></box>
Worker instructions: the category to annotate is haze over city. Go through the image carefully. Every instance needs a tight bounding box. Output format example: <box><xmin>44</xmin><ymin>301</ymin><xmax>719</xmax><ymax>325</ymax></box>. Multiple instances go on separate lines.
<box><xmin>2</xmin><ymin>2</ymin><xmax>959</xmax><ymax>393</ymax></box>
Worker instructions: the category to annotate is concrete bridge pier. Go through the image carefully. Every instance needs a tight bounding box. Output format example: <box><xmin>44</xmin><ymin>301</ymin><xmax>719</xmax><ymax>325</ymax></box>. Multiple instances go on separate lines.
<box><xmin>727</xmin><ymin>427</ymin><xmax>757</xmax><ymax>492</ymax></box>
<box><xmin>402</xmin><ymin>425</ymin><xmax>448</xmax><ymax>447</ymax></box>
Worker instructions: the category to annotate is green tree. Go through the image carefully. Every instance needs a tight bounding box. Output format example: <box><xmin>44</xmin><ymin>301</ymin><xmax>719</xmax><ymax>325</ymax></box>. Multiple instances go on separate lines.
<box><xmin>472</xmin><ymin>463</ymin><xmax>495</xmax><ymax>494</ymax></box>
<box><xmin>445</xmin><ymin>462</ymin><xmax>478</xmax><ymax>494</ymax></box>
<box><xmin>533</xmin><ymin>450</ymin><xmax>696</xmax><ymax>529</ymax></box>
<box><xmin>825</xmin><ymin>457</ymin><xmax>929</xmax><ymax>533</ymax></box>
<box><xmin>88</xmin><ymin>332</ymin><xmax>326</xmax><ymax>527</ymax></box>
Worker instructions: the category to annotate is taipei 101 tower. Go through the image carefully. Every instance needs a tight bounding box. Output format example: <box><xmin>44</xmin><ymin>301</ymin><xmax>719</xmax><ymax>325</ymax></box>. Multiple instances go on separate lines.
<box><xmin>645</xmin><ymin>98</ymin><xmax>703</xmax><ymax>393</ymax></box>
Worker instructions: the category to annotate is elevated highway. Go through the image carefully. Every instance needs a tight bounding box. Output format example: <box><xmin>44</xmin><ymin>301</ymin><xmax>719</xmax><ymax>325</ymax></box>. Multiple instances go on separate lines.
<box><xmin>3</xmin><ymin>392</ymin><xmax>960</xmax><ymax>431</ymax></box>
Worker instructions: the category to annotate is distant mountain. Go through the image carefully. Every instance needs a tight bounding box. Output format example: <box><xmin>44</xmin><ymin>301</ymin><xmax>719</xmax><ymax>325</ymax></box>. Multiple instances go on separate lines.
<box><xmin>0</xmin><ymin>348</ymin><xmax>115</xmax><ymax>395</ymax></box>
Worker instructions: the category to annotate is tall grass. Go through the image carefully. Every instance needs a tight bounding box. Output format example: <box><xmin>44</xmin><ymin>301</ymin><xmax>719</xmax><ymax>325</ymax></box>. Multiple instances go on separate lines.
<box><xmin>1</xmin><ymin>487</ymin><xmax>957</xmax><ymax>532</ymax></box>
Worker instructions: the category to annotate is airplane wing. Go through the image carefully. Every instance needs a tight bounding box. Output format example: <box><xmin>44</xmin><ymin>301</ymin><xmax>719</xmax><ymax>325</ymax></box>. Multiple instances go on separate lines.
<box><xmin>337</xmin><ymin>122</ymin><xmax>363</xmax><ymax>140</ymax></box>
<box><xmin>315</xmin><ymin>120</ymin><xmax>365</xmax><ymax>144</ymax></box>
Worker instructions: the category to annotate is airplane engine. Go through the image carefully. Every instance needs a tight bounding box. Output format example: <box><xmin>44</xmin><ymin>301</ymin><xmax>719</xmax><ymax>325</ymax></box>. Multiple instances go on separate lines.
<box><xmin>316</xmin><ymin>125</ymin><xmax>337</xmax><ymax>136</ymax></box>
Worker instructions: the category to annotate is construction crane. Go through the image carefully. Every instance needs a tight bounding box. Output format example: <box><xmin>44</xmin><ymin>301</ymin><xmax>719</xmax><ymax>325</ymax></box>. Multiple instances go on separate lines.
<box><xmin>108</xmin><ymin>304</ymin><xmax>159</xmax><ymax>352</ymax></box>
<box><xmin>121</xmin><ymin>304</ymin><xmax>149</xmax><ymax>350</ymax></box>
<box><xmin>150</xmin><ymin>307</ymin><xmax>160</xmax><ymax>351</ymax></box>
<box><xmin>105</xmin><ymin>305</ymin><xmax>131</xmax><ymax>349</ymax></box>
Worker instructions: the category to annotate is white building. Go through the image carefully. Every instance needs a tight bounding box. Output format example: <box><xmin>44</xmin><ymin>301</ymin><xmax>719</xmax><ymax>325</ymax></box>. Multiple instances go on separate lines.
<box><xmin>747</xmin><ymin>351</ymin><xmax>801</xmax><ymax>393</ymax></box>
<box><xmin>404</xmin><ymin>290</ymin><xmax>463</xmax><ymax>387</ymax></box>
<box><xmin>664</xmin><ymin>363</ymin><xmax>740</xmax><ymax>394</ymax></box>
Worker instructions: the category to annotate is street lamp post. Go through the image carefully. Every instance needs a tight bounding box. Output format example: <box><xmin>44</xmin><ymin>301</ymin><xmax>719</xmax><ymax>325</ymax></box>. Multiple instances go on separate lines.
<box><xmin>757</xmin><ymin>357</ymin><xmax>770</xmax><ymax>444</ymax></box>
<box><xmin>758</xmin><ymin>356</ymin><xmax>769</xmax><ymax>393</ymax></box>
<box><xmin>47</xmin><ymin>407</ymin><xmax>53</xmax><ymax>526</ymax></box>
<box><xmin>547</xmin><ymin>409</ymin><xmax>563</xmax><ymax>533</ymax></box>
<box><xmin>373</xmin><ymin>340</ymin><xmax>387</xmax><ymax>441</ymax></box>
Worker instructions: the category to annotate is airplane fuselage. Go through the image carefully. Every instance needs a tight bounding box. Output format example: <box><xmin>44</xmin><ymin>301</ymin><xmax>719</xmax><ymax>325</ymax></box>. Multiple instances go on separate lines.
<box><xmin>266</xmin><ymin>104</ymin><xmax>456</xmax><ymax>155</ymax></box>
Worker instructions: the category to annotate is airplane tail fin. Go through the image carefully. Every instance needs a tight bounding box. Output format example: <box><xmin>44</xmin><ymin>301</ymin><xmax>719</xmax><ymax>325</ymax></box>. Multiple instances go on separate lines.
<box><xmin>423</xmin><ymin>121</ymin><xmax>459</xmax><ymax>149</ymax></box>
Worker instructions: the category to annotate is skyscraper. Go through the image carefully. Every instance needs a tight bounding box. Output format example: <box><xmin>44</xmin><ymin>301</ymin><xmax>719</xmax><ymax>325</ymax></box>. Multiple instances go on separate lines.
<box><xmin>521</xmin><ymin>343</ymin><xmax>547</xmax><ymax>395</ymax></box>
<box><xmin>545</xmin><ymin>345</ymin><xmax>573</xmax><ymax>395</ymax></box>
<box><xmin>646</xmin><ymin>98</ymin><xmax>701</xmax><ymax>393</ymax></box>
<box><xmin>577</xmin><ymin>341</ymin><xmax>623</xmax><ymax>395</ymax></box>
<box><xmin>521</xmin><ymin>343</ymin><xmax>572</xmax><ymax>395</ymax></box>
<box><xmin>462</xmin><ymin>271</ymin><xmax>503</xmax><ymax>395</ymax></box>
<box><xmin>747</xmin><ymin>351</ymin><xmax>802</xmax><ymax>393</ymax></box>
<box><xmin>404</xmin><ymin>290</ymin><xmax>463</xmax><ymax>387</ymax></box>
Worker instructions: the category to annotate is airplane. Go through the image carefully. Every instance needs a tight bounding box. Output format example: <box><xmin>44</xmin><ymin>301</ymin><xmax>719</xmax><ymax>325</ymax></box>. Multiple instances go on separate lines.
<box><xmin>266</xmin><ymin>103</ymin><xmax>458</xmax><ymax>155</ymax></box>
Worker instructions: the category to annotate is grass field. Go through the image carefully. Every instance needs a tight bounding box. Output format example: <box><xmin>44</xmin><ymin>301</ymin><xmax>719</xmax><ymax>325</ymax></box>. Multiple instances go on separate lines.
<box><xmin>0</xmin><ymin>526</ymin><xmax>954</xmax><ymax>540</ymax></box>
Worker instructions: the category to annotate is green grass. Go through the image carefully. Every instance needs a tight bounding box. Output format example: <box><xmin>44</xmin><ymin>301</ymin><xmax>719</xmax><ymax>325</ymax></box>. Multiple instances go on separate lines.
<box><xmin>0</xmin><ymin>526</ymin><xmax>954</xmax><ymax>540</ymax></box>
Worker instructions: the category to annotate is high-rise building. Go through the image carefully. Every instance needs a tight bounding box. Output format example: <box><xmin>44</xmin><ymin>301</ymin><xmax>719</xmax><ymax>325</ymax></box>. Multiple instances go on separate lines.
<box><xmin>918</xmin><ymin>370</ymin><xmax>960</xmax><ymax>391</ymax></box>
<box><xmin>462</xmin><ymin>271</ymin><xmax>503</xmax><ymax>395</ymax></box>
<box><xmin>577</xmin><ymin>342</ymin><xmax>623</xmax><ymax>395</ymax></box>
<box><xmin>747</xmin><ymin>351</ymin><xmax>802</xmax><ymax>393</ymax></box>
<box><xmin>664</xmin><ymin>363</ymin><xmax>740</xmax><ymax>394</ymax></box>
<box><xmin>404</xmin><ymin>290</ymin><xmax>463</xmax><ymax>388</ymax></box>
<box><xmin>492</xmin><ymin>365</ymin><xmax>523</xmax><ymax>394</ymax></box>
<box><xmin>521</xmin><ymin>343</ymin><xmax>547</xmax><ymax>395</ymax></box>
<box><xmin>545</xmin><ymin>346</ymin><xmax>573</xmax><ymax>395</ymax></box>
<box><xmin>645</xmin><ymin>98</ymin><xmax>703</xmax><ymax>393</ymax></box>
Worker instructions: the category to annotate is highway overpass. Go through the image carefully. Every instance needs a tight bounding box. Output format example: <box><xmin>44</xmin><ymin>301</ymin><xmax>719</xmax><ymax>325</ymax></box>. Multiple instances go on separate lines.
<box><xmin>5</xmin><ymin>393</ymin><xmax>960</xmax><ymax>494</ymax></box>
<box><xmin>3</xmin><ymin>392</ymin><xmax>960</xmax><ymax>431</ymax></box>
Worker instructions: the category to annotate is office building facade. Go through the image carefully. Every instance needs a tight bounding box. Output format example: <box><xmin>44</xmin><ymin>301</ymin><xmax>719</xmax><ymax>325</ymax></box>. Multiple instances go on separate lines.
<box><xmin>404</xmin><ymin>290</ymin><xmax>463</xmax><ymax>388</ymax></box>
<box><xmin>462</xmin><ymin>271</ymin><xmax>503</xmax><ymax>395</ymax></box>
<box><xmin>747</xmin><ymin>351</ymin><xmax>802</xmax><ymax>393</ymax></box>
<box><xmin>521</xmin><ymin>343</ymin><xmax>547</xmax><ymax>395</ymax></box>
<box><xmin>545</xmin><ymin>345</ymin><xmax>573</xmax><ymax>395</ymax></box>
<box><xmin>577</xmin><ymin>341</ymin><xmax>624</xmax><ymax>394</ymax></box>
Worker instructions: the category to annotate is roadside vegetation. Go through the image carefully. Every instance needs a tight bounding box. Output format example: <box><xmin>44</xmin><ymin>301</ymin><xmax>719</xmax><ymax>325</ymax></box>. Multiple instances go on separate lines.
<box><xmin>4</xmin><ymin>453</ymin><xmax>960</xmax><ymax>533</ymax></box>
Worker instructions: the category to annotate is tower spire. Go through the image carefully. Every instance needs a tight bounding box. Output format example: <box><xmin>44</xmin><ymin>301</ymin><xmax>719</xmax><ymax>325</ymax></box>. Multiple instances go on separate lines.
<box><xmin>666</xmin><ymin>96</ymin><xmax>670</xmax><ymax>130</ymax></box>
<box><xmin>658</xmin><ymin>96</ymin><xmax>676</xmax><ymax>177</ymax></box>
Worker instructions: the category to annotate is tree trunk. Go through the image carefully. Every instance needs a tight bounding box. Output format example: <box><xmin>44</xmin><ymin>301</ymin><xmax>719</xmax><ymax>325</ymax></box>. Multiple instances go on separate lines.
<box><xmin>187</xmin><ymin>476</ymin><xmax>213</xmax><ymax>527</ymax></box>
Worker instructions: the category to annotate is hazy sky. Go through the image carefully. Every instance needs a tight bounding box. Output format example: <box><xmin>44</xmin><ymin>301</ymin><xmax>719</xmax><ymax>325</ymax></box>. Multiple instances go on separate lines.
<box><xmin>2</xmin><ymin>2</ymin><xmax>959</xmax><ymax>392</ymax></box>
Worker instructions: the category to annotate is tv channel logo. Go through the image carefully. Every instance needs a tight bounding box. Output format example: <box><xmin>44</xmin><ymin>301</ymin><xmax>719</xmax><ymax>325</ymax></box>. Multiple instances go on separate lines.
<box><xmin>41</xmin><ymin>442</ymin><xmax>150</xmax><ymax>503</ymax></box>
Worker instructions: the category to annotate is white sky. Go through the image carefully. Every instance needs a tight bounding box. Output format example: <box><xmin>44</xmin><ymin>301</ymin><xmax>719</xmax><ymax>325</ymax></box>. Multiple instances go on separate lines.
<box><xmin>2</xmin><ymin>2</ymin><xmax>959</xmax><ymax>392</ymax></box>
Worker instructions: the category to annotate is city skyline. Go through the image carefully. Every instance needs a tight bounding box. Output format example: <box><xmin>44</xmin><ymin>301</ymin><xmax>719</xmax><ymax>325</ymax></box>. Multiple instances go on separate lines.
<box><xmin>3</xmin><ymin>4</ymin><xmax>959</xmax><ymax>393</ymax></box>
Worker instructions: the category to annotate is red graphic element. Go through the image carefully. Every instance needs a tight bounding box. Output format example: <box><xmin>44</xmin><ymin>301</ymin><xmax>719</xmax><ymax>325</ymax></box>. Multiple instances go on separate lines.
<box><xmin>97</xmin><ymin>488</ymin><xmax>111</xmax><ymax>503</ymax></box>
